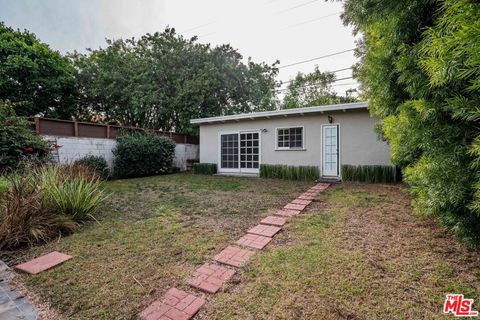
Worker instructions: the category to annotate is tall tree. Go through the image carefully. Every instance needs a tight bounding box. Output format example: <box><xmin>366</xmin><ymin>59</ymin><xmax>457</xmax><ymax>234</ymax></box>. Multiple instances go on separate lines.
<box><xmin>343</xmin><ymin>0</ymin><xmax>480</xmax><ymax>246</ymax></box>
<box><xmin>72</xmin><ymin>28</ymin><xmax>279</xmax><ymax>134</ymax></box>
<box><xmin>0</xmin><ymin>22</ymin><xmax>76</xmax><ymax>118</ymax></box>
<box><xmin>281</xmin><ymin>67</ymin><xmax>357</xmax><ymax>109</ymax></box>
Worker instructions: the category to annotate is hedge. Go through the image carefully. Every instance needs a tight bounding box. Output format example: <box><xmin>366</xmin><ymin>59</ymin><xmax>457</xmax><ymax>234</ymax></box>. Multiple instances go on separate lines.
<box><xmin>193</xmin><ymin>163</ymin><xmax>217</xmax><ymax>175</ymax></box>
<box><xmin>260</xmin><ymin>164</ymin><xmax>319</xmax><ymax>181</ymax></box>
<box><xmin>341</xmin><ymin>165</ymin><xmax>399</xmax><ymax>183</ymax></box>
<box><xmin>113</xmin><ymin>132</ymin><xmax>175</xmax><ymax>178</ymax></box>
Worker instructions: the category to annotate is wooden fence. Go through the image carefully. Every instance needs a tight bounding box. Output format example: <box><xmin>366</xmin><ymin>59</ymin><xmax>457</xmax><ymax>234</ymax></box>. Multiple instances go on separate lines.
<box><xmin>32</xmin><ymin>117</ymin><xmax>199</xmax><ymax>145</ymax></box>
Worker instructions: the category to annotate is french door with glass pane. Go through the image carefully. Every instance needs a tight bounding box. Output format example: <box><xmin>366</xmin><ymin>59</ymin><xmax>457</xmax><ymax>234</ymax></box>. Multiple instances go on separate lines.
<box><xmin>322</xmin><ymin>125</ymin><xmax>339</xmax><ymax>177</ymax></box>
<box><xmin>219</xmin><ymin>131</ymin><xmax>260</xmax><ymax>173</ymax></box>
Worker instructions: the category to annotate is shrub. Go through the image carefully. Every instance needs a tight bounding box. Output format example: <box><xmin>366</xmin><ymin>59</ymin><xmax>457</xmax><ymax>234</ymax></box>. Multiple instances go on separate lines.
<box><xmin>193</xmin><ymin>163</ymin><xmax>217</xmax><ymax>175</ymax></box>
<box><xmin>0</xmin><ymin>176</ymin><xmax>9</xmax><ymax>195</ymax></box>
<box><xmin>39</xmin><ymin>164</ymin><xmax>106</xmax><ymax>221</ymax></box>
<box><xmin>341</xmin><ymin>165</ymin><xmax>399</xmax><ymax>183</ymax></box>
<box><xmin>0</xmin><ymin>101</ymin><xmax>50</xmax><ymax>173</ymax></box>
<box><xmin>260</xmin><ymin>164</ymin><xmax>319</xmax><ymax>181</ymax></box>
<box><xmin>74</xmin><ymin>155</ymin><xmax>110</xmax><ymax>179</ymax></box>
<box><xmin>0</xmin><ymin>173</ymin><xmax>76</xmax><ymax>249</ymax></box>
<box><xmin>113</xmin><ymin>132</ymin><xmax>175</xmax><ymax>178</ymax></box>
<box><xmin>0</xmin><ymin>163</ymin><xmax>107</xmax><ymax>249</ymax></box>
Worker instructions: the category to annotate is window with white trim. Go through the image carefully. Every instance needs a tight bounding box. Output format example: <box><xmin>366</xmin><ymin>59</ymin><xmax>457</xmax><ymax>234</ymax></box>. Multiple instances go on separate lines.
<box><xmin>277</xmin><ymin>127</ymin><xmax>303</xmax><ymax>149</ymax></box>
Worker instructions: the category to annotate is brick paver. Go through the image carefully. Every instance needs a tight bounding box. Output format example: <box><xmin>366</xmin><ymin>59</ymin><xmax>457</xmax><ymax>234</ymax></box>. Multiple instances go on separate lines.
<box><xmin>260</xmin><ymin>215</ymin><xmax>287</xmax><ymax>227</ymax></box>
<box><xmin>247</xmin><ymin>224</ymin><xmax>282</xmax><ymax>237</ymax></box>
<box><xmin>308</xmin><ymin>187</ymin><xmax>328</xmax><ymax>193</ymax></box>
<box><xmin>284</xmin><ymin>203</ymin><xmax>307</xmax><ymax>211</ymax></box>
<box><xmin>139</xmin><ymin>288</ymin><xmax>204</xmax><ymax>320</ymax></box>
<box><xmin>236</xmin><ymin>234</ymin><xmax>272</xmax><ymax>250</ymax></box>
<box><xmin>273</xmin><ymin>209</ymin><xmax>299</xmax><ymax>217</ymax></box>
<box><xmin>188</xmin><ymin>263</ymin><xmax>235</xmax><ymax>294</ymax></box>
<box><xmin>291</xmin><ymin>199</ymin><xmax>312</xmax><ymax>206</ymax></box>
<box><xmin>312</xmin><ymin>183</ymin><xmax>330</xmax><ymax>189</ymax></box>
<box><xmin>214</xmin><ymin>246</ymin><xmax>254</xmax><ymax>267</ymax></box>
<box><xmin>14</xmin><ymin>251</ymin><xmax>72</xmax><ymax>274</ymax></box>
<box><xmin>297</xmin><ymin>193</ymin><xmax>316</xmax><ymax>200</ymax></box>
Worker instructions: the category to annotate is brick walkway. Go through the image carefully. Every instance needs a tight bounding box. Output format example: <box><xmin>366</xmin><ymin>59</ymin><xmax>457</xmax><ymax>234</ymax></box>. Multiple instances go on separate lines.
<box><xmin>236</xmin><ymin>234</ymin><xmax>272</xmax><ymax>250</ymax></box>
<box><xmin>260</xmin><ymin>216</ymin><xmax>287</xmax><ymax>227</ymax></box>
<box><xmin>213</xmin><ymin>246</ymin><xmax>255</xmax><ymax>268</ymax></box>
<box><xmin>139</xmin><ymin>288</ymin><xmax>204</xmax><ymax>320</ymax></box>
<box><xmin>139</xmin><ymin>182</ymin><xmax>330</xmax><ymax>320</ymax></box>
<box><xmin>187</xmin><ymin>263</ymin><xmax>235</xmax><ymax>294</ymax></box>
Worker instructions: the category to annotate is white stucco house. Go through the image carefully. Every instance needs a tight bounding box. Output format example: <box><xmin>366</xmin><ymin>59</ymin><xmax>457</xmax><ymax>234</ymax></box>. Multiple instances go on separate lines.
<box><xmin>190</xmin><ymin>102</ymin><xmax>391</xmax><ymax>179</ymax></box>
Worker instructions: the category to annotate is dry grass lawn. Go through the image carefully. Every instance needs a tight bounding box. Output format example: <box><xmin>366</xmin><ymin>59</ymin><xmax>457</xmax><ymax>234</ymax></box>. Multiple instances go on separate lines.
<box><xmin>5</xmin><ymin>176</ymin><xmax>480</xmax><ymax>319</ymax></box>
<box><xmin>4</xmin><ymin>173</ymin><xmax>310</xmax><ymax>319</ymax></box>
<box><xmin>202</xmin><ymin>183</ymin><xmax>480</xmax><ymax>319</ymax></box>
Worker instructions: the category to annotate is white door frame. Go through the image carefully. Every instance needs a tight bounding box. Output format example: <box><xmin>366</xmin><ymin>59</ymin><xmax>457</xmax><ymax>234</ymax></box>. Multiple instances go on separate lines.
<box><xmin>321</xmin><ymin>124</ymin><xmax>340</xmax><ymax>177</ymax></box>
<box><xmin>239</xmin><ymin>130</ymin><xmax>261</xmax><ymax>174</ymax></box>
<box><xmin>217</xmin><ymin>131</ymin><xmax>241</xmax><ymax>173</ymax></box>
<box><xmin>217</xmin><ymin>130</ymin><xmax>261</xmax><ymax>174</ymax></box>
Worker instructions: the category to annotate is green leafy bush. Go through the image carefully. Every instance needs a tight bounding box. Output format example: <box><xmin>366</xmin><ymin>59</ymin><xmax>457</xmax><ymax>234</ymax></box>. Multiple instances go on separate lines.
<box><xmin>0</xmin><ymin>101</ymin><xmax>50</xmax><ymax>173</ymax></box>
<box><xmin>0</xmin><ymin>163</ymin><xmax>106</xmax><ymax>249</ymax></box>
<box><xmin>0</xmin><ymin>171</ymin><xmax>76</xmax><ymax>249</ymax></box>
<box><xmin>39</xmin><ymin>165</ymin><xmax>106</xmax><ymax>221</ymax></box>
<box><xmin>260</xmin><ymin>164</ymin><xmax>319</xmax><ymax>181</ymax></box>
<box><xmin>193</xmin><ymin>163</ymin><xmax>217</xmax><ymax>175</ymax></box>
<box><xmin>341</xmin><ymin>165</ymin><xmax>399</xmax><ymax>183</ymax></box>
<box><xmin>113</xmin><ymin>132</ymin><xmax>175</xmax><ymax>178</ymax></box>
<box><xmin>343</xmin><ymin>0</ymin><xmax>480</xmax><ymax>246</ymax></box>
<box><xmin>74</xmin><ymin>155</ymin><xmax>110</xmax><ymax>179</ymax></box>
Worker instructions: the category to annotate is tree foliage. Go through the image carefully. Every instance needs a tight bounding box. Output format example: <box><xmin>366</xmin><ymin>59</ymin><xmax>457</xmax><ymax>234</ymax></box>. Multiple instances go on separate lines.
<box><xmin>72</xmin><ymin>28</ymin><xmax>279</xmax><ymax>134</ymax></box>
<box><xmin>343</xmin><ymin>0</ymin><xmax>480</xmax><ymax>246</ymax></box>
<box><xmin>0</xmin><ymin>22</ymin><xmax>76</xmax><ymax>118</ymax></box>
<box><xmin>0</xmin><ymin>101</ymin><xmax>50</xmax><ymax>172</ymax></box>
<box><xmin>281</xmin><ymin>66</ymin><xmax>357</xmax><ymax>109</ymax></box>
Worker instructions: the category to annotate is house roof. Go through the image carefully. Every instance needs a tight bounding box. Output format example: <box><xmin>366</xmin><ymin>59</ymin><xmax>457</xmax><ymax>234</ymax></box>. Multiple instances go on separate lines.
<box><xmin>190</xmin><ymin>102</ymin><xmax>368</xmax><ymax>125</ymax></box>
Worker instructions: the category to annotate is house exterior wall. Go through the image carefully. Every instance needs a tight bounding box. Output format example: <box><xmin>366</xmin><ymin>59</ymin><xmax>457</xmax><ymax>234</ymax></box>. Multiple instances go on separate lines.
<box><xmin>42</xmin><ymin>135</ymin><xmax>199</xmax><ymax>170</ymax></box>
<box><xmin>198</xmin><ymin>109</ymin><xmax>390</xmax><ymax>175</ymax></box>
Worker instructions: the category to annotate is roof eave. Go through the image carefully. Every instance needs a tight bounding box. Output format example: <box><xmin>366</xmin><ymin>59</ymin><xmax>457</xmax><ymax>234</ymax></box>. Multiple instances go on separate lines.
<box><xmin>190</xmin><ymin>102</ymin><xmax>368</xmax><ymax>125</ymax></box>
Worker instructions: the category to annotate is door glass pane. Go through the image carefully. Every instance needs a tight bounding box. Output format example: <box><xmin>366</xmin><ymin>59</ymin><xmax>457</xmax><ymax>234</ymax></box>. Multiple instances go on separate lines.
<box><xmin>221</xmin><ymin>134</ymin><xmax>239</xmax><ymax>169</ymax></box>
<box><xmin>240</xmin><ymin>132</ymin><xmax>259</xmax><ymax>170</ymax></box>
<box><xmin>324</xmin><ymin>126</ymin><xmax>338</xmax><ymax>174</ymax></box>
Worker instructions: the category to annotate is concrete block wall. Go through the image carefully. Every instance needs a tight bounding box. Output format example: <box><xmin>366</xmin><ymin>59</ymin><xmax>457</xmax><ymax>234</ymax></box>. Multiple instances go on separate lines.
<box><xmin>43</xmin><ymin>135</ymin><xmax>199</xmax><ymax>171</ymax></box>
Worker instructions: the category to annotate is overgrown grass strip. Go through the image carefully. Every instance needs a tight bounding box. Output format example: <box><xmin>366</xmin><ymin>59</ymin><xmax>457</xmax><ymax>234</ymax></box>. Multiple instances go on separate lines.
<box><xmin>193</xmin><ymin>163</ymin><xmax>217</xmax><ymax>175</ymax></box>
<box><xmin>341</xmin><ymin>165</ymin><xmax>399</xmax><ymax>183</ymax></box>
<box><xmin>260</xmin><ymin>164</ymin><xmax>319</xmax><ymax>181</ymax></box>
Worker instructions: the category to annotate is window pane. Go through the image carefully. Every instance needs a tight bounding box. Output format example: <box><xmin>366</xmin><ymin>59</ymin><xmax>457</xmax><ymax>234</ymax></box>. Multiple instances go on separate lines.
<box><xmin>278</xmin><ymin>127</ymin><xmax>302</xmax><ymax>149</ymax></box>
<box><xmin>221</xmin><ymin>134</ymin><xmax>239</xmax><ymax>169</ymax></box>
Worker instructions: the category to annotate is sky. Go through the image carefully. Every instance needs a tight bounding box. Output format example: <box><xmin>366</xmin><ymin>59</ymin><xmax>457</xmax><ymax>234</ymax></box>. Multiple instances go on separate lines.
<box><xmin>0</xmin><ymin>0</ymin><xmax>359</xmax><ymax>96</ymax></box>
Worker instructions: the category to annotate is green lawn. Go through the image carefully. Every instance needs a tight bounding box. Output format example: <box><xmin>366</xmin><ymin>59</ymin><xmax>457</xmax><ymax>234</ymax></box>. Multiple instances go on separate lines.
<box><xmin>9</xmin><ymin>173</ymin><xmax>311</xmax><ymax>319</ymax></box>
<box><xmin>203</xmin><ymin>183</ymin><xmax>480</xmax><ymax>319</ymax></box>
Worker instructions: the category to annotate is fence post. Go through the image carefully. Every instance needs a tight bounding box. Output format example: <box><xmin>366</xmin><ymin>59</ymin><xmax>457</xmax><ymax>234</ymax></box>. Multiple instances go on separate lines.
<box><xmin>74</xmin><ymin>121</ymin><xmax>79</xmax><ymax>137</ymax></box>
<box><xmin>184</xmin><ymin>134</ymin><xmax>187</xmax><ymax>144</ymax></box>
<box><xmin>34</xmin><ymin>117</ymin><xmax>40</xmax><ymax>134</ymax></box>
<box><xmin>106</xmin><ymin>125</ymin><xmax>111</xmax><ymax>139</ymax></box>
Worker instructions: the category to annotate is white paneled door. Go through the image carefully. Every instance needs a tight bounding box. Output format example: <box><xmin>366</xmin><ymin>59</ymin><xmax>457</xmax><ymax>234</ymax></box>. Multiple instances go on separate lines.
<box><xmin>322</xmin><ymin>125</ymin><xmax>339</xmax><ymax>177</ymax></box>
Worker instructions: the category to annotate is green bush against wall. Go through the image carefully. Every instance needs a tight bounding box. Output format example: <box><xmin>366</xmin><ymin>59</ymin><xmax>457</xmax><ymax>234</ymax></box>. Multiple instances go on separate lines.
<box><xmin>193</xmin><ymin>163</ymin><xmax>217</xmax><ymax>175</ymax></box>
<box><xmin>113</xmin><ymin>132</ymin><xmax>175</xmax><ymax>178</ymax></box>
<box><xmin>260</xmin><ymin>164</ymin><xmax>319</xmax><ymax>181</ymax></box>
<box><xmin>341</xmin><ymin>165</ymin><xmax>399</xmax><ymax>183</ymax></box>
